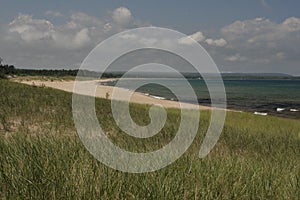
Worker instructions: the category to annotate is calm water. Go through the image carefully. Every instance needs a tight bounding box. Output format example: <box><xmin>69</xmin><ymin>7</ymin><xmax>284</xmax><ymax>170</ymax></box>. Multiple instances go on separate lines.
<box><xmin>104</xmin><ymin>79</ymin><xmax>300</xmax><ymax>119</ymax></box>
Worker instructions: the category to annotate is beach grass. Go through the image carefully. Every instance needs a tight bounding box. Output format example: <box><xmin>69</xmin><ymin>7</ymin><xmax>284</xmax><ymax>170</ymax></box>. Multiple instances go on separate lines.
<box><xmin>0</xmin><ymin>79</ymin><xmax>299</xmax><ymax>199</ymax></box>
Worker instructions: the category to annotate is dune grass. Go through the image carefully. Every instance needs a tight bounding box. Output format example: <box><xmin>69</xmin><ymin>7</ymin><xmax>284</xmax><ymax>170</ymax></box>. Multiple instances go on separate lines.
<box><xmin>0</xmin><ymin>79</ymin><xmax>299</xmax><ymax>199</ymax></box>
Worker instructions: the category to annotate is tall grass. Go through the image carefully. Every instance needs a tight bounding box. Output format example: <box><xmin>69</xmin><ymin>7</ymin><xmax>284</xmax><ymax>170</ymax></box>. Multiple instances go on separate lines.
<box><xmin>0</xmin><ymin>79</ymin><xmax>299</xmax><ymax>199</ymax></box>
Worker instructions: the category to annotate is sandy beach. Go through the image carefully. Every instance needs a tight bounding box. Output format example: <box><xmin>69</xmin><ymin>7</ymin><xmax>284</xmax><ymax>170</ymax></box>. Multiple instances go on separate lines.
<box><xmin>15</xmin><ymin>79</ymin><xmax>215</xmax><ymax>110</ymax></box>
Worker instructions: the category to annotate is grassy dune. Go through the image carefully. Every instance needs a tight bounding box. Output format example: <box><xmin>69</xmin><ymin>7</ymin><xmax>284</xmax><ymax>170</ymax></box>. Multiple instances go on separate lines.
<box><xmin>0</xmin><ymin>79</ymin><xmax>299</xmax><ymax>199</ymax></box>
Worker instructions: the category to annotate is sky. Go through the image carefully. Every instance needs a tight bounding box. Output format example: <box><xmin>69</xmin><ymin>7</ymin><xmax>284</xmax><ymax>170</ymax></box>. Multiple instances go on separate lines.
<box><xmin>0</xmin><ymin>0</ymin><xmax>300</xmax><ymax>75</ymax></box>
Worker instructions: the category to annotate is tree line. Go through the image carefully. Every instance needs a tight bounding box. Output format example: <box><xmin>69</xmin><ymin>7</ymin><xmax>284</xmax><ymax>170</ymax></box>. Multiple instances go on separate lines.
<box><xmin>0</xmin><ymin>63</ymin><xmax>121</xmax><ymax>79</ymax></box>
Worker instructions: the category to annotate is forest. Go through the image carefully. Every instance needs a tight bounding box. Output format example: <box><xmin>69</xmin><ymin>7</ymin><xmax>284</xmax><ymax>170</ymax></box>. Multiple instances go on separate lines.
<box><xmin>0</xmin><ymin>63</ymin><xmax>120</xmax><ymax>79</ymax></box>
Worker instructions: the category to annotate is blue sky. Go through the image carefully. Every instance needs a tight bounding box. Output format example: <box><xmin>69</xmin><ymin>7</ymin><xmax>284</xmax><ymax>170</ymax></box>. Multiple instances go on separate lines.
<box><xmin>0</xmin><ymin>0</ymin><xmax>300</xmax><ymax>74</ymax></box>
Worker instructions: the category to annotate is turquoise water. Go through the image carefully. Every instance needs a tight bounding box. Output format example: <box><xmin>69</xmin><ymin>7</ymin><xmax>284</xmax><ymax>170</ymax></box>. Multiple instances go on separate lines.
<box><xmin>104</xmin><ymin>79</ymin><xmax>300</xmax><ymax>119</ymax></box>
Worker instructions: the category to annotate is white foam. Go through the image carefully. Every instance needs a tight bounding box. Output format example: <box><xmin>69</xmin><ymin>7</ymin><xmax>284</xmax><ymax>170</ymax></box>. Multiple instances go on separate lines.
<box><xmin>151</xmin><ymin>95</ymin><xmax>166</xmax><ymax>100</ymax></box>
<box><xmin>254</xmin><ymin>112</ymin><xmax>268</xmax><ymax>116</ymax></box>
<box><xmin>276</xmin><ymin>108</ymin><xmax>285</xmax><ymax>112</ymax></box>
<box><xmin>290</xmin><ymin>109</ymin><xmax>299</xmax><ymax>112</ymax></box>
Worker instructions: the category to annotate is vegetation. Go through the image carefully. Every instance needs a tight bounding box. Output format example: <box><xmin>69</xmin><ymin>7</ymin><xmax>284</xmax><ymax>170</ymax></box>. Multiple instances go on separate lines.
<box><xmin>0</xmin><ymin>79</ymin><xmax>299</xmax><ymax>199</ymax></box>
<box><xmin>0</xmin><ymin>64</ymin><xmax>120</xmax><ymax>79</ymax></box>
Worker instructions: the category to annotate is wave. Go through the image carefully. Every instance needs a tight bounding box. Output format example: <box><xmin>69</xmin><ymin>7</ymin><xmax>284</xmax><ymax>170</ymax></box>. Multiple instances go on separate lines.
<box><xmin>254</xmin><ymin>112</ymin><xmax>268</xmax><ymax>116</ymax></box>
<box><xmin>150</xmin><ymin>95</ymin><xmax>166</xmax><ymax>100</ymax></box>
<box><xmin>276</xmin><ymin>108</ymin><xmax>285</xmax><ymax>112</ymax></box>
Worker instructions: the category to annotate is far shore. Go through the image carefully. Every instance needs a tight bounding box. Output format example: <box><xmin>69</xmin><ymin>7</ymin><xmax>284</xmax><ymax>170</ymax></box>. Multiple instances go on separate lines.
<box><xmin>13</xmin><ymin>78</ymin><xmax>231</xmax><ymax>111</ymax></box>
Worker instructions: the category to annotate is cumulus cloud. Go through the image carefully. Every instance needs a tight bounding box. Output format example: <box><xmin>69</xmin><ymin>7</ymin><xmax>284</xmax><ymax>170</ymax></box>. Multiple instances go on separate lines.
<box><xmin>1</xmin><ymin>9</ymin><xmax>300</xmax><ymax>74</ymax></box>
<box><xmin>221</xmin><ymin>17</ymin><xmax>277</xmax><ymax>41</ymax></box>
<box><xmin>225</xmin><ymin>54</ymin><xmax>247</xmax><ymax>62</ymax></box>
<box><xmin>73</xmin><ymin>28</ymin><xmax>91</xmax><ymax>48</ymax></box>
<box><xmin>7</xmin><ymin>14</ymin><xmax>95</xmax><ymax>50</ymax></box>
<box><xmin>45</xmin><ymin>11</ymin><xmax>63</xmax><ymax>17</ymax></box>
<box><xmin>221</xmin><ymin>17</ymin><xmax>300</xmax><ymax>43</ymax></box>
<box><xmin>69</xmin><ymin>12</ymin><xmax>103</xmax><ymax>28</ymax></box>
<box><xmin>282</xmin><ymin>17</ymin><xmax>300</xmax><ymax>31</ymax></box>
<box><xmin>9</xmin><ymin>14</ymin><xmax>54</xmax><ymax>43</ymax></box>
<box><xmin>178</xmin><ymin>31</ymin><xmax>205</xmax><ymax>45</ymax></box>
<box><xmin>205</xmin><ymin>38</ymin><xmax>227</xmax><ymax>47</ymax></box>
<box><xmin>112</xmin><ymin>7</ymin><xmax>132</xmax><ymax>25</ymax></box>
<box><xmin>0</xmin><ymin>7</ymin><xmax>142</xmax><ymax>68</ymax></box>
<box><xmin>6</xmin><ymin>7</ymin><xmax>141</xmax><ymax>50</ymax></box>
<box><xmin>220</xmin><ymin>16</ymin><xmax>300</xmax><ymax>69</ymax></box>
<box><xmin>189</xmin><ymin>31</ymin><xmax>205</xmax><ymax>42</ymax></box>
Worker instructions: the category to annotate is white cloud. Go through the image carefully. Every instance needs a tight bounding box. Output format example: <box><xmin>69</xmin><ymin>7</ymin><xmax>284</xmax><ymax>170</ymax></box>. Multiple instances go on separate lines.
<box><xmin>112</xmin><ymin>7</ymin><xmax>132</xmax><ymax>25</ymax></box>
<box><xmin>69</xmin><ymin>12</ymin><xmax>104</xmax><ymax>29</ymax></box>
<box><xmin>205</xmin><ymin>38</ymin><xmax>227</xmax><ymax>47</ymax></box>
<box><xmin>282</xmin><ymin>17</ymin><xmax>300</xmax><ymax>31</ymax></box>
<box><xmin>2</xmin><ymin>10</ymin><xmax>300</xmax><ymax>74</ymax></box>
<box><xmin>1</xmin><ymin>8</ymin><xmax>141</xmax><ymax>68</ymax></box>
<box><xmin>7</xmin><ymin>9</ymin><xmax>140</xmax><ymax>50</ymax></box>
<box><xmin>178</xmin><ymin>31</ymin><xmax>205</xmax><ymax>45</ymax></box>
<box><xmin>8</xmin><ymin>14</ymin><xmax>94</xmax><ymax>49</ymax></box>
<box><xmin>73</xmin><ymin>28</ymin><xmax>90</xmax><ymax>48</ymax></box>
<box><xmin>221</xmin><ymin>17</ymin><xmax>300</xmax><ymax>42</ymax></box>
<box><xmin>104</xmin><ymin>23</ymin><xmax>112</xmax><ymax>32</ymax></box>
<box><xmin>221</xmin><ymin>18</ymin><xmax>277</xmax><ymax>41</ymax></box>
<box><xmin>9</xmin><ymin>14</ymin><xmax>54</xmax><ymax>42</ymax></box>
<box><xmin>220</xmin><ymin>16</ymin><xmax>300</xmax><ymax>66</ymax></box>
<box><xmin>189</xmin><ymin>31</ymin><xmax>205</xmax><ymax>42</ymax></box>
<box><xmin>225</xmin><ymin>54</ymin><xmax>247</xmax><ymax>62</ymax></box>
<box><xmin>45</xmin><ymin>11</ymin><xmax>63</xmax><ymax>17</ymax></box>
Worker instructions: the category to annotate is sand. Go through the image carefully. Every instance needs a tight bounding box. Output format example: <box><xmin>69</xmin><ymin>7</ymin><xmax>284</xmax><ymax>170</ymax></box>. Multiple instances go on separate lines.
<box><xmin>16</xmin><ymin>79</ymin><xmax>214</xmax><ymax>110</ymax></box>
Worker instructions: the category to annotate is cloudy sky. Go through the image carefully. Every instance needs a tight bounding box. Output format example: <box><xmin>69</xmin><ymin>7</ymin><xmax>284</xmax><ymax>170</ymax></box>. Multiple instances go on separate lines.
<box><xmin>0</xmin><ymin>0</ymin><xmax>300</xmax><ymax>75</ymax></box>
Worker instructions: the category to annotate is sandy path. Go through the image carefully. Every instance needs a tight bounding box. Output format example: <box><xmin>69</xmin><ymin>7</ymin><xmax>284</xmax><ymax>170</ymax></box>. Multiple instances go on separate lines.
<box><xmin>16</xmin><ymin>79</ymin><xmax>214</xmax><ymax>110</ymax></box>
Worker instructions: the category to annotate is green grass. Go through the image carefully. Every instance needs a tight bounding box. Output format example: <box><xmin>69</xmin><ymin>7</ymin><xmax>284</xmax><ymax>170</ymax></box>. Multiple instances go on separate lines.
<box><xmin>0</xmin><ymin>79</ymin><xmax>299</xmax><ymax>199</ymax></box>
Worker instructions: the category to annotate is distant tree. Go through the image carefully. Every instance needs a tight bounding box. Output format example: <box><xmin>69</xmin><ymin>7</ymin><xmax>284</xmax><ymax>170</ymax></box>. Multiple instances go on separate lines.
<box><xmin>0</xmin><ymin>57</ymin><xmax>3</xmax><ymax>65</ymax></box>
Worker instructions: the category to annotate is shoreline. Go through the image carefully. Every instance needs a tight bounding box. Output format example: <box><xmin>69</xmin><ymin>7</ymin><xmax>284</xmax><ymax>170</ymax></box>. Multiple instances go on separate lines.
<box><xmin>14</xmin><ymin>78</ymin><xmax>216</xmax><ymax>110</ymax></box>
<box><xmin>11</xmin><ymin>78</ymin><xmax>300</xmax><ymax>119</ymax></box>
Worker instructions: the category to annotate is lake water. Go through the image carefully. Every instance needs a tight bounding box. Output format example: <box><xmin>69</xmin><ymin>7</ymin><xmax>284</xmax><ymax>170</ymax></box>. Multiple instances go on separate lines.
<box><xmin>103</xmin><ymin>79</ymin><xmax>300</xmax><ymax>119</ymax></box>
